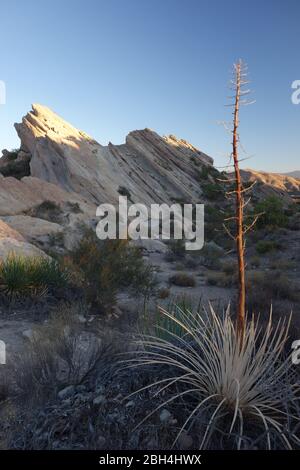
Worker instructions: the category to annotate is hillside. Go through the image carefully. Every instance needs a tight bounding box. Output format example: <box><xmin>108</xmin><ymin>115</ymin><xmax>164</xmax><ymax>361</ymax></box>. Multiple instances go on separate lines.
<box><xmin>281</xmin><ymin>170</ymin><xmax>300</xmax><ymax>179</ymax></box>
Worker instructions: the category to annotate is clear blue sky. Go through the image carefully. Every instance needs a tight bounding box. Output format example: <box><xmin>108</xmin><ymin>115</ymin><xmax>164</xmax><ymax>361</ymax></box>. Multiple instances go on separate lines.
<box><xmin>0</xmin><ymin>0</ymin><xmax>299</xmax><ymax>172</ymax></box>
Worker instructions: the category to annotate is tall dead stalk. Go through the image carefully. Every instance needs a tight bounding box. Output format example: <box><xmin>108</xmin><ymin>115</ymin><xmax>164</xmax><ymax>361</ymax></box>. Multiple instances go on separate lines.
<box><xmin>223</xmin><ymin>60</ymin><xmax>256</xmax><ymax>342</ymax></box>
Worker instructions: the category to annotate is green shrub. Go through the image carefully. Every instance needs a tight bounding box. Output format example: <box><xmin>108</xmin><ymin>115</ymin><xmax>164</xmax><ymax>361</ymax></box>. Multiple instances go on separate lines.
<box><xmin>68</xmin><ymin>230</ymin><xmax>156</xmax><ymax>313</ymax></box>
<box><xmin>256</xmin><ymin>240</ymin><xmax>280</xmax><ymax>254</ymax></box>
<box><xmin>196</xmin><ymin>165</ymin><xmax>221</xmax><ymax>180</ymax></box>
<box><xmin>254</xmin><ymin>196</ymin><xmax>288</xmax><ymax>229</ymax></box>
<box><xmin>204</xmin><ymin>206</ymin><xmax>226</xmax><ymax>244</ymax></box>
<box><xmin>169</xmin><ymin>272</ymin><xmax>196</xmax><ymax>287</ymax></box>
<box><xmin>30</xmin><ymin>200</ymin><xmax>63</xmax><ymax>223</ymax></box>
<box><xmin>0</xmin><ymin>254</ymin><xmax>69</xmax><ymax>299</ymax></box>
<box><xmin>201</xmin><ymin>182</ymin><xmax>224</xmax><ymax>201</ymax></box>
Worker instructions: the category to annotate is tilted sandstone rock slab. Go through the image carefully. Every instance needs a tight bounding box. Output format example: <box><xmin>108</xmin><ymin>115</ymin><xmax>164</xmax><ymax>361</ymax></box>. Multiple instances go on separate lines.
<box><xmin>0</xmin><ymin>174</ymin><xmax>96</xmax><ymax>217</ymax></box>
<box><xmin>15</xmin><ymin>104</ymin><xmax>214</xmax><ymax>206</ymax></box>
<box><xmin>0</xmin><ymin>219</ymin><xmax>49</xmax><ymax>260</ymax></box>
<box><xmin>0</xmin><ymin>215</ymin><xmax>63</xmax><ymax>244</ymax></box>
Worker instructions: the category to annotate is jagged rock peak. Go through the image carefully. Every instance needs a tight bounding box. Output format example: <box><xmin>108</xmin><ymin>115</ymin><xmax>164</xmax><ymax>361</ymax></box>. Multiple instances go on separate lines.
<box><xmin>14</xmin><ymin>103</ymin><xmax>97</xmax><ymax>152</ymax></box>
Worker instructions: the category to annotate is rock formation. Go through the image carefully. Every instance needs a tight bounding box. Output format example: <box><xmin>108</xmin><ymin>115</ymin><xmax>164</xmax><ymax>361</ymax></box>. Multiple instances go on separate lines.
<box><xmin>0</xmin><ymin>104</ymin><xmax>216</xmax><ymax>258</ymax></box>
<box><xmin>0</xmin><ymin>104</ymin><xmax>298</xmax><ymax>259</ymax></box>
<box><xmin>14</xmin><ymin>104</ymin><xmax>213</xmax><ymax>206</ymax></box>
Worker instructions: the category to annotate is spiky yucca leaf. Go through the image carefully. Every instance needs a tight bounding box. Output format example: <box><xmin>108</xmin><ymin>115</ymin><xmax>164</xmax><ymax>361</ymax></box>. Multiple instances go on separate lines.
<box><xmin>125</xmin><ymin>305</ymin><xmax>299</xmax><ymax>449</ymax></box>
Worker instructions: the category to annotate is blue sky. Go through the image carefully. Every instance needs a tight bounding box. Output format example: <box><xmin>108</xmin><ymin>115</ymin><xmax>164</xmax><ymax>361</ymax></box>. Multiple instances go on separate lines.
<box><xmin>0</xmin><ymin>0</ymin><xmax>299</xmax><ymax>172</ymax></box>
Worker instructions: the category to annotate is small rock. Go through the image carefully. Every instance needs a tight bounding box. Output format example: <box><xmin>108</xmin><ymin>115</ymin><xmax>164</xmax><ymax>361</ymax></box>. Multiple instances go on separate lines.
<box><xmin>178</xmin><ymin>432</ymin><xmax>193</xmax><ymax>449</ymax></box>
<box><xmin>22</xmin><ymin>329</ymin><xmax>35</xmax><ymax>341</ymax></box>
<box><xmin>160</xmin><ymin>409</ymin><xmax>172</xmax><ymax>423</ymax></box>
<box><xmin>93</xmin><ymin>394</ymin><xmax>106</xmax><ymax>406</ymax></box>
<box><xmin>77</xmin><ymin>314</ymin><xmax>86</xmax><ymax>324</ymax></box>
<box><xmin>97</xmin><ymin>435</ymin><xmax>106</xmax><ymax>447</ymax></box>
<box><xmin>58</xmin><ymin>385</ymin><xmax>75</xmax><ymax>400</ymax></box>
<box><xmin>95</xmin><ymin>385</ymin><xmax>105</xmax><ymax>394</ymax></box>
<box><xmin>125</xmin><ymin>400</ymin><xmax>135</xmax><ymax>408</ymax></box>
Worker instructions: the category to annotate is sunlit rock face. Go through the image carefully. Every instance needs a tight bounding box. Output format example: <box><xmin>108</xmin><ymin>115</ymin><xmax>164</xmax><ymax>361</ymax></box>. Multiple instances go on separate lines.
<box><xmin>235</xmin><ymin>169</ymin><xmax>300</xmax><ymax>204</ymax></box>
<box><xmin>14</xmin><ymin>104</ymin><xmax>214</xmax><ymax>206</ymax></box>
<box><xmin>0</xmin><ymin>218</ymin><xmax>49</xmax><ymax>260</ymax></box>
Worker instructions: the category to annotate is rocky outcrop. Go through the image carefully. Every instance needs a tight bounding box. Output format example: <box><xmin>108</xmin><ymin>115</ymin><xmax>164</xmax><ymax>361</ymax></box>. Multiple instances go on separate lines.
<box><xmin>238</xmin><ymin>169</ymin><xmax>300</xmax><ymax>203</ymax></box>
<box><xmin>14</xmin><ymin>104</ymin><xmax>214</xmax><ymax>206</ymax></box>
<box><xmin>0</xmin><ymin>219</ymin><xmax>49</xmax><ymax>260</ymax></box>
<box><xmin>0</xmin><ymin>215</ymin><xmax>63</xmax><ymax>247</ymax></box>
<box><xmin>0</xmin><ymin>174</ymin><xmax>96</xmax><ymax>216</ymax></box>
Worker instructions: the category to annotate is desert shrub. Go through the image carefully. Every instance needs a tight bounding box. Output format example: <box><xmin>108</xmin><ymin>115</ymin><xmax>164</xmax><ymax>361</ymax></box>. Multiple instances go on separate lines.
<box><xmin>0</xmin><ymin>160</ymin><xmax>27</xmax><ymax>179</ymax></box>
<box><xmin>30</xmin><ymin>200</ymin><xmax>63</xmax><ymax>223</ymax></box>
<box><xmin>48</xmin><ymin>231</ymin><xmax>65</xmax><ymax>248</ymax></box>
<box><xmin>249</xmin><ymin>256</ymin><xmax>261</xmax><ymax>268</ymax></box>
<box><xmin>169</xmin><ymin>272</ymin><xmax>196</xmax><ymax>287</ymax></box>
<box><xmin>196</xmin><ymin>165</ymin><xmax>220</xmax><ymax>180</ymax></box>
<box><xmin>256</xmin><ymin>240</ymin><xmax>280</xmax><ymax>254</ymax></box>
<box><xmin>254</xmin><ymin>196</ymin><xmax>288</xmax><ymax>229</ymax></box>
<box><xmin>165</xmin><ymin>239</ymin><xmax>186</xmax><ymax>260</ymax></box>
<box><xmin>269</xmin><ymin>258</ymin><xmax>297</xmax><ymax>271</ymax></box>
<box><xmin>118</xmin><ymin>185</ymin><xmax>131</xmax><ymax>199</ymax></box>
<box><xmin>220</xmin><ymin>259</ymin><xmax>236</xmax><ymax>275</ymax></box>
<box><xmin>66</xmin><ymin>201</ymin><xmax>82</xmax><ymax>213</ymax></box>
<box><xmin>68</xmin><ymin>230</ymin><xmax>156</xmax><ymax>313</ymax></box>
<box><xmin>206</xmin><ymin>271</ymin><xmax>236</xmax><ymax>287</ymax></box>
<box><xmin>200</xmin><ymin>242</ymin><xmax>223</xmax><ymax>269</ymax></box>
<box><xmin>0</xmin><ymin>254</ymin><xmax>69</xmax><ymax>299</ymax></box>
<box><xmin>157</xmin><ymin>287</ymin><xmax>170</xmax><ymax>299</ymax></box>
<box><xmin>204</xmin><ymin>205</ymin><xmax>227</xmax><ymax>245</ymax></box>
<box><xmin>13</xmin><ymin>304</ymin><xmax>108</xmax><ymax>404</ymax></box>
<box><xmin>128</xmin><ymin>306</ymin><xmax>299</xmax><ymax>449</ymax></box>
<box><xmin>184</xmin><ymin>255</ymin><xmax>198</xmax><ymax>269</ymax></box>
<box><xmin>201</xmin><ymin>182</ymin><xmax>224</xmax><ymax>201</ymax></box>
<box><xmin>246</xmin><ymin>270</ymin><xmax>299</xmax><ymax>315</ymax></box>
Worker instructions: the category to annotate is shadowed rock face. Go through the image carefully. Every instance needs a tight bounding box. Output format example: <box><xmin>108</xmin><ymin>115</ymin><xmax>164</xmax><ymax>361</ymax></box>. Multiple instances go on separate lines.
<box><xmin>14</xmin><ymin>104</ymin><xmax>213</xmax><ymax>206</ymax></box>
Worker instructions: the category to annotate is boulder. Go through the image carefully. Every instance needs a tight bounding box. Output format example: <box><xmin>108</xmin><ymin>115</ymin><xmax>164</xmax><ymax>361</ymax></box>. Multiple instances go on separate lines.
<box><xmin>1</xmin><ymin>215</ymin><xmax>63</xmax><ymax>245</ymax></box>
<box><xmin>0</xmin><ymin>219</ymin><xmax>49</xmax><ymax>260</ymax></box>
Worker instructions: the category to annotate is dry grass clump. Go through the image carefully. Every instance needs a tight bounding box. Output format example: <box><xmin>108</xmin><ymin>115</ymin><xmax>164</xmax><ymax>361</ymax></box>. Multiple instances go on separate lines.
<box><xmin>246</xmin><ymin>270</ymin><xmax>299</xmax><ymax>315</ymax></box>
<box><xmin>12</xmin><ymin>303</ymin><xmax>105</xmax><ymax>404</ymax></box>
<box><xmin>0</xmin><ymin>254</ymin><xmax>69</xmax><ymax>300</ymax></box>
<box><xmin>206</xmin><ymin>271</ymin><xmax>236</xmax><ymax>288</ymax></box>
<box><xmin>169</xmin><ymin>272</ymin><xmax>196</xmax><ymax>287</ymax></box>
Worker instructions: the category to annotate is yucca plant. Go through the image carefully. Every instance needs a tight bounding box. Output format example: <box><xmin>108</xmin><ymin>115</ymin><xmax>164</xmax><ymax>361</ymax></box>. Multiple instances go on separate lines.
<box><xmin>141</xmin><ymin>295</ymin><xmax>198</xmax><ymax>341</ymax></box>
<box><xmin>126</xmin><ymin>305</ymin><xmax>300</xmax><ymax>449</ymax></box>
<box><xmin>0</xmin><ymin>253</ymin><xmax>69</xmax><ymax>299</ymax></box>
